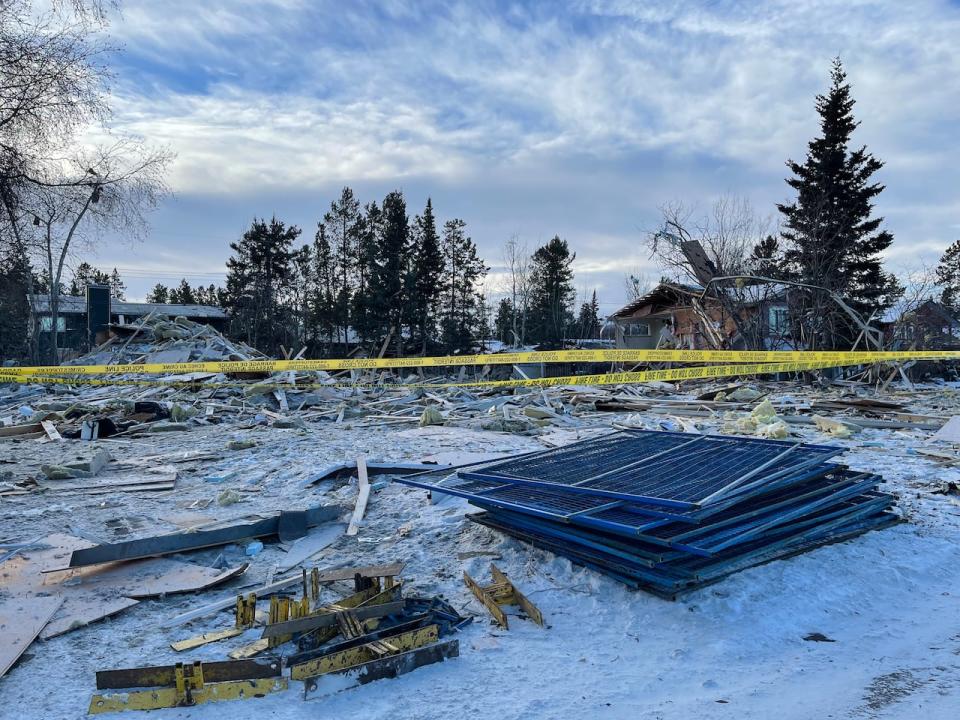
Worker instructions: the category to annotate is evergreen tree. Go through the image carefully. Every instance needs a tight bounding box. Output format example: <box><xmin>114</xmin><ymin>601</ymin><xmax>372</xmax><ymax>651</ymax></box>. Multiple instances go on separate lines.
<box><xmin>748</xmin><ymin>235</ymin><xmax>785</xmax><ymax>278</ymax></box>
<box><xmin>576</xmin><ymin>289</ymin><xmax>601</xmax><ymax>339</ymax></box>
<box><xmin>351</xmin><ymin>201</ymin><xmax>381</xmax><ymax>345</ymax></box>
<box><xmin>169</xmin><ymin>279</ymin><xmax>196</xmax><ymax>304</ymax></box>
<box><xmin>309</xmin><ymin>223</ymin><xmax>337</xmax><ymax>350</ymax></box>
<box><xmin>109</xmin><ymin>268</ymin><xmax>126</xmax><ymax>301</ymax></box>
<box><xmin>146</xmin><ymin>283</ymin><xmax>169</xmax><ymax>303</ymax></box>
<box><xmin>778</xmin><ymin>58</ymin><xmax>902</xmax><ymax>348</ymax></box>
<box><xmin>68</xmin><ymin>262</ymin><xmax>111</xmax><ymax>295</ymax></box>
<box><xmin>323</xmin><ymin>187</ymin><xmax>360</xmax><ymax>345</ymax></box>
<box><xmin>371</xmin><ymin>190</ymin><xmax>409</xmax><ymax>353</ymax></box>
<box><xmin>286</xmin><ymin>244</ymin><xmax>312</xmax><ymax>349</ymax></box>
<box><xmin>494</xmin><ymin>298</ymin><xmax>514</xmax><ymax>344</ymax></box>
<box><xmin>439</xmin><ymin>218</ymin><xmax>488</xmax><ymax>352</ymax></box>
<box><xmin>196</xmin><ymin>284</ymin><xmax>223</xmax><ymax>306</ymax></box>
<box><xmin>528</xmin><ymin>236</ymin><xmax>575</xmax><ymax>347</ymax></box>
<box><xmin>0</xmin><ymin>237</ymin><xmax>33</xmax><ymax>360</ymax></box>
<box><xmin>409</xmin><ymin>198</ymin><xmax>444</xmax><ymax>353</ymax></box>
<box><xmin>476</xmin><ymin>291</ymin><xmax>492</xmax><ymax>351</ymax></box>
<box><xmin>224</xmin><ymin>217</ymin><xmax>300</xmax><ymax>353</ymax></box>
<box><xmin>936</xmin><ymin>240</ymin><xmax>960</xmax><ymax>310</ymax></box>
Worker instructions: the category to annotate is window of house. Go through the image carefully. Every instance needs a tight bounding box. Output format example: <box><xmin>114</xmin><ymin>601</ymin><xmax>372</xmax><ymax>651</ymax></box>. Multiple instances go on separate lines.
<box><xmin>768</xmin><ymin>306</ymin><xmax>790</xmax><ymax>334</ymax></box>
<box><xmin>39</xmin><ymin>316</ymin><xmax>66</xmax><ymax>332</ymax></box>
<box><xmin>624</xmin><ymin>322</ymin><xmax>651</xmax><ymax>337</ymax></box>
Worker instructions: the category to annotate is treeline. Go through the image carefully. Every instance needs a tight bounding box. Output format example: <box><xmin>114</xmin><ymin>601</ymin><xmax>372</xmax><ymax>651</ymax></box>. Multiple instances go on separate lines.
<box><xmin>146</xmin><ymin>280</ymin><xmax>225</xmax><ymax>307</ymax></box>
<box><xmin>210</xmin><ymin>189</ymin><xmax>602</xmax><ymax>357</ymax></box>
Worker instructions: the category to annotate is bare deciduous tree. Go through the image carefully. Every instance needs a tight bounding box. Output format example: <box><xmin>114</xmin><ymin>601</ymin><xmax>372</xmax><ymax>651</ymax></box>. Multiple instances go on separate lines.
<box><xmin>646</xmin><ymin>194</ymin><xmax>779</xmax><ymax>349</ymax></box>
<box><xmin>21</xmin><ymin>141</ymin><xmax>171</xmax><ymax>360</ymax></box>
<box><xmin>1</xmin><ymin>1</ymin><xmax>172</xmax><ymax>362</ymax></box>
<box><xmin>623</xmin><ymin>268</ymin><xmax>651</xmax><ymax>301</ymax></box>
<box><xmin>502</xmin><ymin>234</ymin><xmax>532</xmax><ymax>346</ymax></box>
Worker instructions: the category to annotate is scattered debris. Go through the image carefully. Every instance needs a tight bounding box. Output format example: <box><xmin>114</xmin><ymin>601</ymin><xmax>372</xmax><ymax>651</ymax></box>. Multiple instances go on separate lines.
<box><xmin>346</xmin><ymin>456</ymin><xmax>370</xmax><ymax>537</ymax></box>
<box><xmin>463</xmin><ymin>564</ymin><xmax>544</xmax><ymax>629</ymax></box>
<box><xmin>89</xmin><ymin>659</ymin><xmax>286</xmax><ymax>714</ymax></box>
<box><xmin>66</xmin><ymin>506</ymin><xmax>339</xmax><ymax>568</ymax></box>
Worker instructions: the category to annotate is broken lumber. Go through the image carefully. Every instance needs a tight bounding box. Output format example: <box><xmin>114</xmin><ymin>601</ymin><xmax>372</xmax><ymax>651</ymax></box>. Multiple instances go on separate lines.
<box><xmin>346</xmin><ymin>456</ymin><xmax>370</xmax><ymax>537</ymax></box>
<box><xmin>0</xmin><ymin>596</ymin><xmax>64</xmax><ymax>678</ymax></box>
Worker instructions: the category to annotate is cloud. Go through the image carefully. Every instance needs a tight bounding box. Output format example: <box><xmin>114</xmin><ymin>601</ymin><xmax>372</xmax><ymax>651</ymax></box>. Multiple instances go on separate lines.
<box><xmin>92</xmin><ymin>0</ymin><xmax>960</xmax><ymax>303</ymax></box>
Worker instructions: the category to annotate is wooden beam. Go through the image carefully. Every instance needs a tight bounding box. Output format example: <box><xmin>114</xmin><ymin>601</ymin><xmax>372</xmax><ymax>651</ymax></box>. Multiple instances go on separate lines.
<box><xmin>346</xmin><ymin>456</ymin><xmax>370</xmax><ymax>537</ymax></box>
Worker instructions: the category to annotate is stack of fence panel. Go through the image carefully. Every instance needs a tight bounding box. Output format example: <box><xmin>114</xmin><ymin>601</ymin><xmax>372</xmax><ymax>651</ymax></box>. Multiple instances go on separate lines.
<box><xmin>396</xmin><ymin>430</ymin><xmax>898</xmax><ymax>599</ymax></box>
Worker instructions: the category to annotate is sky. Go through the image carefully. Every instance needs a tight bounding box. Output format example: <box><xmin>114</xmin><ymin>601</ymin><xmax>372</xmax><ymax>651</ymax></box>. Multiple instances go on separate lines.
<box><xmin>86</xmin><ymin>0</ymin><xmax>960</xmax><ymax>312</ymax></box>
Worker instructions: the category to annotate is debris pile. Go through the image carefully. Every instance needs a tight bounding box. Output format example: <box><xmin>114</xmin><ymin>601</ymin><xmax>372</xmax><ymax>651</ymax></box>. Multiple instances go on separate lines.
<box><xmin>69</xmin><ymin>314</ymin><xmax>269</xmax><ymax>367</ymax></box>
<box><xmin>398</xmin><ymin>429</ymin><xmax>900</xmax><ymax>598</ymax></box>
<box><xmin>90</xmin><ymin>564</ymin><xmax>467</xmax><ymax>711</ymax></box>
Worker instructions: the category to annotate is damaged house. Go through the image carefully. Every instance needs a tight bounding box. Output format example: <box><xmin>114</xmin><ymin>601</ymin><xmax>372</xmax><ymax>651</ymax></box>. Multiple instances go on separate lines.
<box><xmin>608</xmin><ymin>282</ymin><xmax>794</xmax><ymax>350</ymax></box>
<box><xmin>28</xmin><ymin>285</ymin><xmax>229</xmax><ymax>357</ymax></box>
<box><xmin>890</xmin><ymin>299</ymin><xmax>960</xmax><ymax>350</ymax></box>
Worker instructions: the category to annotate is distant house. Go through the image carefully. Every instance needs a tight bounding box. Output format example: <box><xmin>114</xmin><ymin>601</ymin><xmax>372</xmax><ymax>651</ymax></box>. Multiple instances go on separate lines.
<box><xmin>607</xmin><ymin>282</ymin><xmax>794</xmax><ymax>350</ymax></box>
<box><xmin>891</xmin><ymin>299</ymin><xmax>960</xmax><ymax>349</ymax></box>
<box><xmin>28</xmin><ymin>288</ymin><xmax>229</xmax><ymax>356</ymax></box>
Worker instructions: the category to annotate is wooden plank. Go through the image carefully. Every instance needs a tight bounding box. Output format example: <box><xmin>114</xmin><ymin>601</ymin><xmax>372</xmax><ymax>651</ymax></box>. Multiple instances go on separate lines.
<box><xmin>40</xmin><ymin>420</ymin><xmax>62</xmax><ymax>441</ymax></box>
<box><xmin>38</xmin><ymin>473</ymin><xmax>176</xmax><ymax>493</ymax></box>
<box><xmin>0</xmin><ymin>595</ymin><xmax>64</xmax><ymax>677</ymax></box>
<box><xmin>0</xmin><ymin>423</ymin><xmax>43</xmax><ymax>440</ymax></box>
<box><xmin>170</xmin><ymin>627</ymin><xmax>245</xmax><ymax>652</ymax></box>
<box><xmin>277</xmin><ymin>523</ymin><xmax>345</xmax><ymax>571</ymax></box>
<box><xmin>41</xmin><ymin>595</ymin><xmax>140</xmax><ymax>640</ymax></box>
<box><xmin>346</xmin><ymin>456</ymin><xmax>370</xmax><ymax>537</ymax></box>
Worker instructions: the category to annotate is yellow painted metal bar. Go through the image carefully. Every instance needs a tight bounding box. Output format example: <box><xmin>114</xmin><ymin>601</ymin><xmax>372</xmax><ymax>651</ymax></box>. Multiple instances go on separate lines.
<box><xmin>289</xmin><ymin>624</ymin><xmax>440</xmax><ymax>681</ymax></box>
<box><xmin>88</xmin><ymin>678</ymin><xmax>287</xmax><ymax>714</ymax></box>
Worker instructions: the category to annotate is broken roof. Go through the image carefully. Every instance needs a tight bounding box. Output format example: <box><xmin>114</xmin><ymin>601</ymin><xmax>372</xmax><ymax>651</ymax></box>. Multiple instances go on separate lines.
<box><xmin>608</xmin><ymin>283</ymin><xmax>703</xmax><ymax>320</ymax></box>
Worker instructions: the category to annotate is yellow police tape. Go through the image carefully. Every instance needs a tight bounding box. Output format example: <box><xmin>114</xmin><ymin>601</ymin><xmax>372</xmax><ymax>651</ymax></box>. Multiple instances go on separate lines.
<box><xmin>0</xmin><ymin>348</ymin><xmax>957</xmax><ymax>378</ymax></box>
<box><xmin>0</xmin><ymin>356</ymin><xmax>892</xmax><ymax>390</ymax></box>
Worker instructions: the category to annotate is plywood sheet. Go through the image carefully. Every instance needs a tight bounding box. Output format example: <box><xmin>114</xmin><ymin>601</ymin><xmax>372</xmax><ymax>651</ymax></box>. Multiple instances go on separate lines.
<box><xmin>0</xmin><ymin>595</ymin><xmax>64</xmax><ymax>676</ymax></box>
<box><xmin>1</xmin><ymin>534</ymin><xmax>246</xmax><ymax>640</ymax></box>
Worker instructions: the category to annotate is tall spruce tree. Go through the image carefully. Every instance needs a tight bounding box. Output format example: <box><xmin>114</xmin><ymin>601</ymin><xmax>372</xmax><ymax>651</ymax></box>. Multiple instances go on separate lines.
<box><xmin>409</xmin><ymin>198</ymin><xmax>444</xmax><ymax>353</ymax></box>
<box><xmin>351</xmin><ymin>201</ymin><xmax>381</xmax><ymax>345</ymax></box>
<box><xmin>224</xmin><ymin>217</ymin><xmax>300</xmax><ymax>353</ymax></box>
<box><xmin>309</xmin><ymin>223</ymin><xmax>337</xmax><ymax>351</ymax></box>
<box><xmin>528</xmin><ymin>236</ymin><xmax>575</xmax><ymax>347</ymax></box>
<box><xmin>778</xmin><ymin>58</ymin><xmax>901</xmax><ymax>348</ymax></box>
<box><xmin>68</xmin><ymin>262</ymin><xmax>111</xmax><ymax>295</ymax></box>
<box><xmin>323</xmin><ymin>187</ymin><xmax>360</xmax><ymax>345</ymax></box>
<box><xmin>371</xmin><ymin>191</ymin><xmax>409</xmax><ymax>354</ymax></box>
<box><xmin>494</xmin><ymin>297</ymin><xmax>514</xmax><ymax>344</ymax></box>
<box><xmin>440</xmin><ymin>218</ymin><xmax>487</xmax><ymax>352</ymax></box>
<box><xmin>576</xmin><ymin>289</ymin><xmax>601</xmax><ymax>339</ymax></box>
<box><xmin>109</xmin><ymin>268</ymin><xmax>126</xmax><ymax>301</ymax></box>
<box><xmin>169</xmin><ymin>279</ymin><xmax>196</xmax><ymax>304</ymax></box>
<box><xmin>0</xmin><ymin>237</ymin><xmax>33</xmax><ymax>360</ymax></box>
<box><xmin>935</xmin><ymin>240</ymin><xmax>960</xmax><ymax>310</ymax></box>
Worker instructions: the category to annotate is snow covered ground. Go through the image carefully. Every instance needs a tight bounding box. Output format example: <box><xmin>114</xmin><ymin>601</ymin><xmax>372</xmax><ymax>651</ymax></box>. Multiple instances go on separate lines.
<box><xmin>1</xmin><ymin>387</ymin><xmax>959</xmax><ymax>720</ymax></box>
